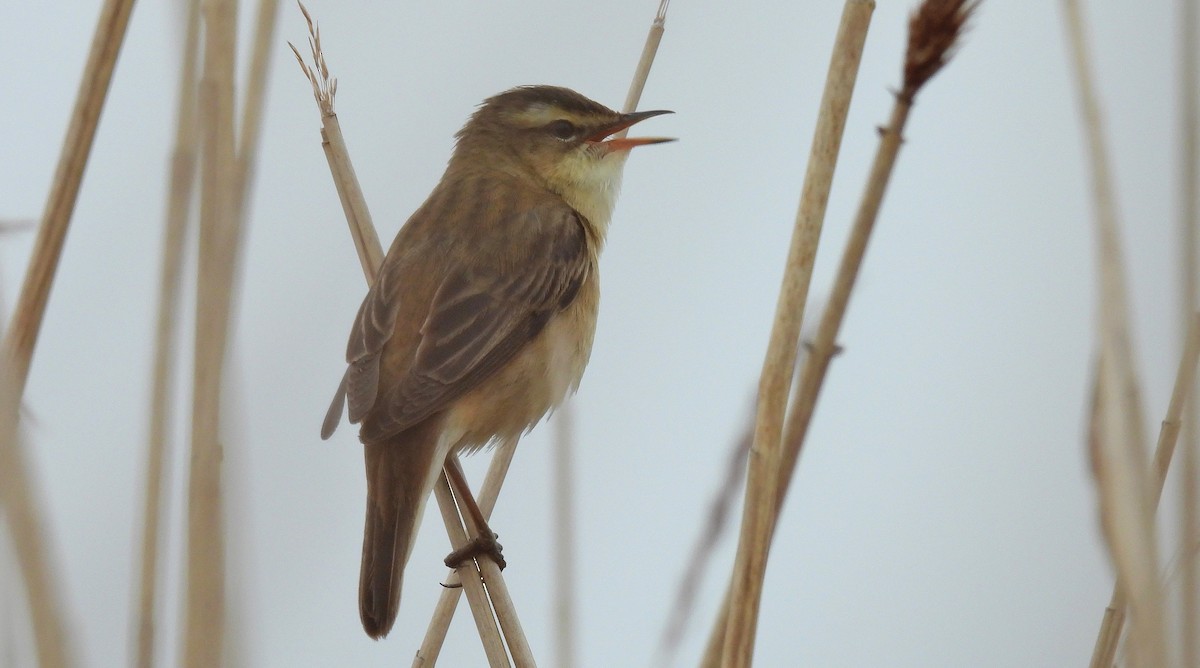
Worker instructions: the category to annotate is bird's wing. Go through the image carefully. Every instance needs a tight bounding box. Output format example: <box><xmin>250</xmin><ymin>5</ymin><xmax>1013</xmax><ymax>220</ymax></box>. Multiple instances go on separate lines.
<box><xmin>324</xmin><ymin>198</ymin><xmax>590</xmax><ymax>441</ymax></box>
<box><xmin>320</xmin><ymin>234</ymin><xmax>409</xmax><ymax>440</ymax></box>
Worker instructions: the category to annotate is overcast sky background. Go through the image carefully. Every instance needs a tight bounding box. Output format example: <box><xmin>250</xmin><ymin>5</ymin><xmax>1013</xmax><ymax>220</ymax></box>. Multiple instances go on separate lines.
<box><xmin>0</xmin><ymin>0</ymin><xmax>1195</xmax><ymax>666</ymax></box>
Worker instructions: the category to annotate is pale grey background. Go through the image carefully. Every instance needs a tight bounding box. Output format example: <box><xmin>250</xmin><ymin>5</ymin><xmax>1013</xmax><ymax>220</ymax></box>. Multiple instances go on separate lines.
<box><xmin>0</xmin><ymin>1</ymin><xmax>1192</xmax><ymax>666</ymax></box>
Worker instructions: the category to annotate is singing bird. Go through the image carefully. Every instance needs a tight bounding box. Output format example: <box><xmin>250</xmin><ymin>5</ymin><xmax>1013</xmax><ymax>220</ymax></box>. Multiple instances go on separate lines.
<box><xmin>321</xmin><ymin>85</ymin><xmax>672</xmax><ymax>639</ymax></box>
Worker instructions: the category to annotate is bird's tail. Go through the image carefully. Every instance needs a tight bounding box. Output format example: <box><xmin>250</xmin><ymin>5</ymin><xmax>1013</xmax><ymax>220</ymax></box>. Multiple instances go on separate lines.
<box><xmin>358</xmin><ymin>418</ymin><xmax>447</xmax><ymax>639</ymax></box>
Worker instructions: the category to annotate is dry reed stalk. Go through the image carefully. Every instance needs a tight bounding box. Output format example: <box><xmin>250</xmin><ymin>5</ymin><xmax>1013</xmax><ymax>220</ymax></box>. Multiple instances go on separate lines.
<box><xmin>415</xmin><ymin>438</ymin><xmax>519</xmax><ymax>666</ymax></box>
<box><xmin>776</xmin><ymin>0</ymin><xmax>976</xmax><ymax>509</ymax></box>
<box><xmin>551</xmin><ymin>408</ymin><xmax>577</xmax><ymax>668</ymax></box>
<box><xmin>234</xmin><ymin>0</ymin><xmax>281</xmax><ymax>219</ymax></box>
<box><xmin>698</xmin><ymin>345</ymin><xmax>817</xmax><ymax>667</ymax></box>
<box><xmin>1091</xmin><ymin>314</ymin><xmax>1200</xmax><ymax>667</ymax></box>
<box><xmin>432</xmin><ymin>475</ymin><xmax>511</xmax><ymax>667</ymax></box>
<box><xmin>472</xmin><ymin>551</ymin><xmax>533</xmax><ymax>667</ymax></box>
<box><xmin>290</xmin><ymin>7</ymin><xmax>523</xmax><ymax>659</ymax></box>
<box><xmin>290</xmin><ymin>2</ymin><xmax>383</xmax><ymax>281</ymax></box>
<box><xmin>224</xmin><ymin>1</ymin><xmax>281</xmax><ymax>660</ymax></box>
<box><xmin>1061</xmin><ymin>0</ymin><xmax>1166</xmax><ymax>664</ymax></box>
<box><xmin>777</xmin><ymin>0</ymin><xmax>977</xmax><ymax>571</ymax></box>
<box><xmin>543</xmin><ymin>4</ymin><xmax>676</xmax><ymax>664</ymax></box>
<box><xmin>1178</xmin><ymin>0</ymin><xmax>1199</xmax><ymax>662</ymax></box>
<box><xmin>3</xmin><ymin>0</ymin><xmax>136</xmax><ymax>393</ymax></box>
<box><xmin>0</xmin><ymin>396</ymin><xmax>71</xmax><ymax>668</ymax></box>
<box><xmin>442</xmin><ymin>455</ymin><xmax>536</xmax><ymax>667</ymax></box>
<box><xmin>132</xmin><ymin>2</ymin><xmax>202</xmax><ymax>666</ymax></box>
<box><xmin>1090</xmin><ymin>357</ymin><xmax>1167</xmax><ymax>668</ymax></box>
<box><xmin>710</xmin><ymin>2</ymin><xmax>978</xmax><ymax>665</ymax></box>
<box><xmin>715</xmin><ymin>2</ymin><xmax>874</xmax><ymax>664</ymax></box>
<box><xmin>146</xmin><ymin>5</ymin><xmax>280</xmax><ymax>665</ymax></box>
<box><xmin>619</xmin><ymin>0</ymin><xmax>670</xmax><ymax>118</ymax></box>
<box><xmin>182</xmin><ymin>0</ymin><xmax>239</xmax><ymax>664</ymax></box>
<box><xmin>0</xmin><ymin>1</ymin><xmax>137</xmax><ymax>665</ymax></box>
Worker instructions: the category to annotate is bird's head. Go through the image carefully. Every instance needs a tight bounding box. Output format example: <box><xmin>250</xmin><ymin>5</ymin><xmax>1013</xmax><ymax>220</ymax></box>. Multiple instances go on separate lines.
<box><xmin>452</xmin><ymin>85</ymin><xmax>673</xmax><ymax>225</ymax></box>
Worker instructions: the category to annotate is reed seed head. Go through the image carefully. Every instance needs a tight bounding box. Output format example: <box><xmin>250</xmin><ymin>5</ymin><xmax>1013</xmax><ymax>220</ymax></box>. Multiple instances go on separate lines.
<box><xmin>903</xmin><ymin>0</ymin><xmax>980</xmax><ymax>102</ymax></box>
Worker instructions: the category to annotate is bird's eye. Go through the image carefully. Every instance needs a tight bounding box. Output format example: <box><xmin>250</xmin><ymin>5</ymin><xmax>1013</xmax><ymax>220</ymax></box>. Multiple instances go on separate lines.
<box><xmin>547</xmin><ymin>119</ymin><xmax>577</xmax><ymax>141</ymax></box>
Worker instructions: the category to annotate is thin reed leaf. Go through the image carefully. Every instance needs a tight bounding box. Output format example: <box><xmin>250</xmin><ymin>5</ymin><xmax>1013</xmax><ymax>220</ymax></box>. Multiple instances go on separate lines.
<box><xmin>658</xmin><ymin>396</ymin><xmax>752</xmax><ymax>666</ymax></box>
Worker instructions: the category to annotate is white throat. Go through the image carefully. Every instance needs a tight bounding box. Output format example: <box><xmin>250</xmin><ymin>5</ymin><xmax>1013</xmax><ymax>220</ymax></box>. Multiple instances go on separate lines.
<box><xmin>555</xmin><ymin>153</ymin><xmax>629</xmax><ymax>242</ymax></box>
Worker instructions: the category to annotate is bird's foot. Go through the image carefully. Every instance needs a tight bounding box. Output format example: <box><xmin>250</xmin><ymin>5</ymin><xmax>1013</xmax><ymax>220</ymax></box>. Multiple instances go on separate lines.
<box><xmin>444</xmin><ymin>531</ymin><xmax>506</xmax><ymax>570</ymax></box>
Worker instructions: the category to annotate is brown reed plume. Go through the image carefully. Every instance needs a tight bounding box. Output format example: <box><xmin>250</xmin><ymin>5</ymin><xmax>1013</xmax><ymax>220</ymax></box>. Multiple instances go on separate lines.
<box><xmin>901</xmin><ymin>0</ymin><xmax>976</xmax><ymax>102</ymax></box>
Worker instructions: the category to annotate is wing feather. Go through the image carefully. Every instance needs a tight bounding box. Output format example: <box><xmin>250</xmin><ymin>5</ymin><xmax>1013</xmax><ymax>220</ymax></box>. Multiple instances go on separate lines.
<box><xmin>323</xmin><ymin>195</ymin><xmax>591</xmax><ymax>442</ymax></box>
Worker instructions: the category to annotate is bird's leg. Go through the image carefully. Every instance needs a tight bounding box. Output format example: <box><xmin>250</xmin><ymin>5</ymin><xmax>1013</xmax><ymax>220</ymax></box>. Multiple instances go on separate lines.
<box><xmin>442</xmin><ymin>455</ymin><xmax>506</xmax><ymax>570</ymax></box>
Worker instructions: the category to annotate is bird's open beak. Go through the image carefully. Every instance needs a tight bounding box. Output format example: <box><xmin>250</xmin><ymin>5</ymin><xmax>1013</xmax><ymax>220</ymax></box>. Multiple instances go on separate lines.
<box><xmin>586</xmin><ymin>109</ymin><xmax>675</xmax><ymax>151</ymax></box>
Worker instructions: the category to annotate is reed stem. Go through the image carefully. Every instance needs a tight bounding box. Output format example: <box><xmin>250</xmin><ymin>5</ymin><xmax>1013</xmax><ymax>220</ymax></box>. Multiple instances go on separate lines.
<box><xmin>414</xmin><ymin>439</ymin><xmax>520</xmax><ymax>666</ymax></box>
<box><xmin>1062</xmin><ymin>0</ymin><xmax>1166</xmax><ymax>662</ymax></box>
<box><xmin>182</xmin><ymin>0</ymin><xmax>239</xmax><ymax>663</ymax></box>
<box><xmin>714</xmin><ymin>3</ymin><xmax>874</xmax><ymax>664</ymax></box>
<box><xmin>2</xmin><ymin>1</ymin><xmax>137</xmax><ymax>665</ymax></box>
<box><xmin>1176</xmin><ymin>0</ymin><xmax>1199</xmax><ymax>662</ymax></box>
<box><xmin>433</xmin><ymin>474</ymin><xmax>511</xmax><ymax>667</ymax></box>
<box><xmin>1089</xmin><ymin>315</ymin><xmax>1200</xmax><ymax>667</ymax></box>
<box><xmin>132</xmin><ymin>1</ymin><xmax>201</xmax><ymax>665</ymax></box>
